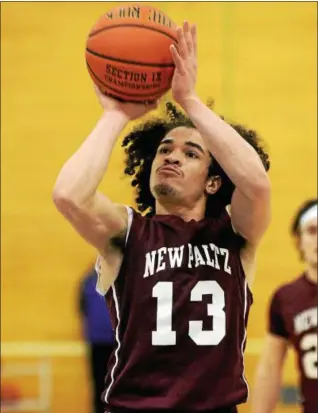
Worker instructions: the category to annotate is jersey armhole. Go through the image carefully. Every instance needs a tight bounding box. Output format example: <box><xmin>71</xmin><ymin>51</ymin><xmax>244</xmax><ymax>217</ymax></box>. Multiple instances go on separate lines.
<box><xmin>124</xmin><ymin>206</ymin><xmax>134</xmax><ymax>244</ymax></box>
<box><xmin>225</xmin><ymin>205</ymin><xmax>255</xmax><ymax>298</ymax></box>
<box><xmin>95</xmin><ymin>205</ymin><xmax>134</xmax><ymax>296</ymax></box>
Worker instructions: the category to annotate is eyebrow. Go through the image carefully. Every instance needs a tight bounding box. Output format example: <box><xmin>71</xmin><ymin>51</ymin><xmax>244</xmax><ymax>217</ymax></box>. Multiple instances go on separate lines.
<box><xmin>160</xmin><ymin>138</ymin><xmax>205</xmax><ymax>154</ymax></box>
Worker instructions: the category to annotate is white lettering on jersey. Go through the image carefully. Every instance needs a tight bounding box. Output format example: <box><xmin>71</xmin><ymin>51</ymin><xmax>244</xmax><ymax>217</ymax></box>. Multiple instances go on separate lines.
<box><xmin>168</xmin><ymin>246</ymin><xmax>184</xmax><ymax>268</ymax></box>
<box><xmin>294</xmin><ymin>307</ymin><xmax>318</xmax><ymax>335</ymax></box>
<box><xmin>143</xmin><ymin>243</ymin><xmax>233</xmax><ymax>278</ymax></box>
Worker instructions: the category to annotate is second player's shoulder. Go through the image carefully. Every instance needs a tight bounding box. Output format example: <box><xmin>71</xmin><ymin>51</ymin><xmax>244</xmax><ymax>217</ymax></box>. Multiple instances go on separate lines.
<box><xmin>274</xmin><ymin>274</ymin><xmax>306</xmax><ymax>295</ymax></box>
<box><xmin>270</xmin><ymin>274</ymin><xmax>307</xmax><ymax>307</ymax></box>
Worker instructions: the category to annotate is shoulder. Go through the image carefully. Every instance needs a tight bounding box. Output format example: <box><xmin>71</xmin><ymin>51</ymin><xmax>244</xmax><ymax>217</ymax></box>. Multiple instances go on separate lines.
<box><xmin>273</xmin><ymin>274</ymin><xmax>305</xmax><ymax>296</ymax></box>
<box><xmin>270</xmin><ymin>274</ymin><xmax>305</xmax><ymax>305</ymax></box>
<box><xmin>109</xmin><ymin>206</ymin><xmax>140</xmax><ymax>249</ymax></box>
<box><xmin>119</xmin><ymin>206</ymin><xmax>161</xmax><ymax>250</ymax></box>
<box><xmin>125</xmin><ymin>206</ymin><xmax>146</xmax><ymax>223</ymax></box>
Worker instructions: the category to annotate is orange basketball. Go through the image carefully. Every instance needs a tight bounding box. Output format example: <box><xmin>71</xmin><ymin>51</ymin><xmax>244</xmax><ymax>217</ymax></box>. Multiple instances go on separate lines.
<box><xmin>85</xmin><ymin>4</ymin><xmax>178</xmax><ymax>102</ymax></box>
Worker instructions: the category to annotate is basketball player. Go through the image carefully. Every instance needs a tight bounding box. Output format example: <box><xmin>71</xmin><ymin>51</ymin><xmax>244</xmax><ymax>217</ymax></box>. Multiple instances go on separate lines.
<box><xmin>53</xmin><ymin>22</ymin><xmax>271</xmax><ymax>412</ymax></box>
<box><xmin>252</xmin><ymin>200</ymin><xmax>317</xmax><ymax>413</ymax></box>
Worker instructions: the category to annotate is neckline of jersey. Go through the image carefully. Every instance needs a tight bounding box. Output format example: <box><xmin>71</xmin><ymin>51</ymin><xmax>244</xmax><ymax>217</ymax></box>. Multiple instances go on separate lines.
<box><xmin>153</xmin><ymin>214</ymin><xmax>209</xmax><ymax>224</ymax></box>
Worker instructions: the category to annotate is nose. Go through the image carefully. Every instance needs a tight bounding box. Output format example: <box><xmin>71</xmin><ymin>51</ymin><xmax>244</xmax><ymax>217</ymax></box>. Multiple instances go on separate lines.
<box><xmin>164</xmin><ymin>152</ymin><xmax>181</xmax><ymax>166</ymax></box>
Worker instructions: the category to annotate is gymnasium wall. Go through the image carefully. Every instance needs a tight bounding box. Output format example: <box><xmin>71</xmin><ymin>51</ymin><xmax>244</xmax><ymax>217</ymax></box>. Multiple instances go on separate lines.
<box><xmin>1</xmin><ymin>2</ymin><xmax>316</xmax><ymax>413</ymax></box>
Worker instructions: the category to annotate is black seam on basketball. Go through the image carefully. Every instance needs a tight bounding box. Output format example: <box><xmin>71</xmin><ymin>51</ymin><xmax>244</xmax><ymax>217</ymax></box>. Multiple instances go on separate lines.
<box><xmin>86</xmin><ymin>48</ymin><xmax>175</xmax><ymax>68</ymax></box>
<box><xmin>89</xmin><ymin>23</ymin><xmax>178</xmax><ymax>43</ymax></box>
<box><xmin>87</xmin><ymin>63</ymin><xmax>169</xmax><ymax>98</ymax></box>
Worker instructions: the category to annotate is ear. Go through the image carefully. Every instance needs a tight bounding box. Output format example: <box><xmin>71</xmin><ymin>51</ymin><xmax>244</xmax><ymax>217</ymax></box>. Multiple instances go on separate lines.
<box><xmin>206</xmin><ymin>175</ymin><xmax>222</xmax><ymax>196</ymax></box>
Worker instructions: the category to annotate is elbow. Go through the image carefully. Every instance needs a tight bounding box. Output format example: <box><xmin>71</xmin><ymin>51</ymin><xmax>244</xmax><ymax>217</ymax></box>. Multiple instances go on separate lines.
<box><xmin>52</xmin><ymin>188</ymin><xmax>76</xmax><ymax>214</ymax></box>
<box><xmin>252</xmin><ymin>172</ymin><xmax>271</xmax><ymax>200</ymax></box>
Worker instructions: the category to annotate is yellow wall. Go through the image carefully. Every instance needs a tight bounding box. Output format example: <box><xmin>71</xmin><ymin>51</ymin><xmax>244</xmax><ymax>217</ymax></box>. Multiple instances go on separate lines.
<box><xmin>1</xmin><ymin>2</ymin><xmax>316</xmax><ymax>412</ymax></box>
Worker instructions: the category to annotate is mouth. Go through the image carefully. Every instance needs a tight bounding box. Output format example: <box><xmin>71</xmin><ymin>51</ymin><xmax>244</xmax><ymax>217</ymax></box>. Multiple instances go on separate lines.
<box><xmin>157</xmin><ymin>165</ymin><xmax>182</xmax><ymax>176</ymax></box>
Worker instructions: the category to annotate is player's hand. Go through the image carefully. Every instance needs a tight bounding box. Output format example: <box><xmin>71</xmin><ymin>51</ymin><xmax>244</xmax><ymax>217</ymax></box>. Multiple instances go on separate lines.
<box><xmin>170</xmin><ymin>21</ymin><xmax>198</xmax><ymax>106</ymax></box>
<box><xmin>94</xmin><ymin>86</ymin><xmax>159</xmax><ymax>121</ymax></box>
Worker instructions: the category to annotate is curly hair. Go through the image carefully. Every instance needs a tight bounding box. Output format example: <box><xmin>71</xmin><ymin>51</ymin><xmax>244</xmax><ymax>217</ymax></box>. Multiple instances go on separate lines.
<box><xmin>122</xmin><ymin>101</ymin><xmax>270</xmax><ymax>217</ymax></box>
<box><xmin>291</xmin><ymin>199</ymin><xmax>317</xmax><ymax>237</ymax></box>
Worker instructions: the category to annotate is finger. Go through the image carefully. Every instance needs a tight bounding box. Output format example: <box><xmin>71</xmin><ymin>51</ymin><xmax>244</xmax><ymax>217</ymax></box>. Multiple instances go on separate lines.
<box><xmin>183</xmin><ymin>20</ymin><xmax>193</xmax><ymax>55</ymax></box>
<box><xmin>170</xmin><ymin>44</ymin><xmax>186</xmax><ymax>75</ymax></box>
<box><xmin>191</xmin><ymin>24</ymin><xmax>197</xmax><ymax>57</ymax></box>
<box><xmin>93</xmin><ymin>84</ymin><xmax>102</xmax><ymax>95</ymax></box>
<box><xmin>176</xmin><ymin>26</ymin><xmax>188</xmax><ymax>59</ymax></box>
<box><xmin>93</xmin><ymin>84</ymin><xmax>108</xmax><ymax>99</ymax></box>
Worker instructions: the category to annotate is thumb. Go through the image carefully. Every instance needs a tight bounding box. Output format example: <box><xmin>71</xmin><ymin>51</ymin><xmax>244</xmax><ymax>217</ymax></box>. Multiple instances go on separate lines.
<box><xmin>93</xmin><ymin>84</ymin><xmax>105</xmax><ymax>98</ymax></box>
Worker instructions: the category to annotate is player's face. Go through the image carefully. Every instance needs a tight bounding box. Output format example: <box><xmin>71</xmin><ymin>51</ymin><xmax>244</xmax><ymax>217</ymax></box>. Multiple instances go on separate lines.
<box><xmin>150</xmin><ymin>127</ymin><xmax>221</xmax><ymax>207</ymax></box>
<box><xmin>299</xmin><ymin>218</ymin><xmax>317</xmax><ymax>268</ymax></box>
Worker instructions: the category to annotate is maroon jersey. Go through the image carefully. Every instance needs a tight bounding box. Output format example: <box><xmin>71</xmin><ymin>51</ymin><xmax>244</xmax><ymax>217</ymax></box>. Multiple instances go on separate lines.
<box><xmin>269</xmin><ymin>274</ymin><xmax>318</xmax><ymax>413</ymax></box>
<box><xmin>98</xmin><ymin>208</ymin><xmax>253</xmax><ymax>412</ymax></box>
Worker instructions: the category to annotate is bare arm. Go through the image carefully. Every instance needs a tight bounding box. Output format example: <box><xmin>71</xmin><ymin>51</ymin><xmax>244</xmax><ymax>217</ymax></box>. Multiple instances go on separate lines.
<box><xmin>53</xmin><ymin>90</ymin><xmax>156</xmax><ymax>258</ymax></box>
<box><xmin>170</xmin><ymin>22</ymin><xmax>271</xmax><ymax>246</ymax></box>
<box><xmin>182</xmin><ymin>98</ymin><xmax>271</xmax><ymax>245</ymax></box>
<box><xmin>251</xmin><ymin>334</ymin><xmax>288</xmax><ymax>413</ymax></box>
<box><xmin>53</xmin><ymin>110</ymin><xmax>129</xmax><ymax>252</ymax></box>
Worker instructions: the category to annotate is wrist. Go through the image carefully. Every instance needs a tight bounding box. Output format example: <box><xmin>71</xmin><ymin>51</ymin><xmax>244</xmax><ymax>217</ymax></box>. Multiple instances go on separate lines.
<box><xmin>178</xmin><ymin>94</ymin><xmax>201</xmax><ymax>113</ymax></box>
<box><xmin>100</xmin><ymin>109</ymin><xmax>129</xmax><ymax>128</ymax></box>
<box><xmin>95</xmin><ymin>110</ymin><xmax>129</xmax><ymax>143</ymax></box>
<box><xmin>101</xmin><ymin>109</ymin><xmax>130</xmax><ymax>127</ymax></box>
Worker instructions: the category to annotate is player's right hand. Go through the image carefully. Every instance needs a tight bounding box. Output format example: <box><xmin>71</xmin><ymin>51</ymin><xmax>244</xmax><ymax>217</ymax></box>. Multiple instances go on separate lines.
<box><xmin>94</xmin><ymin>85</ymin><xmax>159</xmax><ymax>121</ymax></box>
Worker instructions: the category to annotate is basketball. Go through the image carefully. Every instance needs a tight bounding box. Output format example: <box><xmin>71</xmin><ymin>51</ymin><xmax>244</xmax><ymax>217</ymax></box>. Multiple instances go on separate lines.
<box><xmin>85</xmin><ymin>4</ymin><xmax>178</xmax><ymax>102</ymax></box>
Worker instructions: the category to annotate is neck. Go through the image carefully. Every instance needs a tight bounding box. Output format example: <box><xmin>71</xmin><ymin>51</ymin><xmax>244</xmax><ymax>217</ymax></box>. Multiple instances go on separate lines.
<box><xmin>155</xmin><ymin>200</ymin><xmax>205</xmax><ymax>222</ymax></box>
<box><xmin>305</xmin><ymin>264</ymin><xmax>318</xmax><ymax>284</ymax></box>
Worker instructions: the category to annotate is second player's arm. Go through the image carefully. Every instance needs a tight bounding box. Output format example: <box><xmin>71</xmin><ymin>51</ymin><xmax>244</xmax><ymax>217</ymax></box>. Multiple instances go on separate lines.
<box><xmin>182</xmin><ymin>98</ymin><xmax>271</xmax><ymax>245</ymax></box>
<box><xmin>251</xmin><ymin>333</ymin><xmax>288</xmax><ymax>413</ymax></box>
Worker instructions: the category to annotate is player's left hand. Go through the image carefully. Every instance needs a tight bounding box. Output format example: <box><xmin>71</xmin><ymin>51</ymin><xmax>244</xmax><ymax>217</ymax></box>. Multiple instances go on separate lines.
<box><xmin>170</xmin><ymin>21</ymin><xmax>198</xmax><ymax>106</ymax></box>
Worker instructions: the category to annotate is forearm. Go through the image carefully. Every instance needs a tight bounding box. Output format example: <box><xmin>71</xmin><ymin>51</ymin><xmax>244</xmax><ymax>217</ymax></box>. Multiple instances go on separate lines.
<box><xmin>53</xmin><ymin>110</ymin><xmax>128</xmax><ymax>204</ymax></box>
<box><xmin>251</xmin><ymin>366</ymin><xmax>282</xmax><ymax>413</ymax></box>
<box><xmin>182</xmin><ymin>97</ymin><xmax>268</xmax><ymax>199</ymax></box>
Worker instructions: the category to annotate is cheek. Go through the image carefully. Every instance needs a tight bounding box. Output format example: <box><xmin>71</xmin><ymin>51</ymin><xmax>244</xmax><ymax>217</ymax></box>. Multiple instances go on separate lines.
<box><xmin>300</xmin><ymin>237</ymin><xmax>308</xmax><ymax>250</ymax></box>
<box><xmin>151</xmin><ymin>156</ymin><xmax>160</xmax><ymax>171</ymax></box>
<box><xmin>309</xmin><ymin>235</ymin><xmax>318</xmax><ymax>249</ymax></box>
<box><xmin>182</xmin><ymin>170</ymin><xmax>207</xmax><ymax>196</ymax></box>
<box><xmin>150</xmin><ymin>158</ymin><xmax>160</xmax><ymax>183</ymax></box>
<box><xmin>150</xmin><ymin>165</ymin><xmax>156</xmax><ymax>185</ymax></box>
<box><xmin>186</xmin><ymin>163</ymin><xmax>208</xmax><ymax>184</ymax></box>
<box><xmin>301</xmin><ymin>235</ymin><xmax>316</xmax><ymax>251</ymax></box>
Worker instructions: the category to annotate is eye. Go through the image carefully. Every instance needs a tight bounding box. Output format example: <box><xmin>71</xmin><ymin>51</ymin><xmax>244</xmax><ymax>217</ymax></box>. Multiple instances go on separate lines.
<box><xmin>307</xmin><ymin>226</ymin><xmax>317</xmax><ymax>235</ymax></box>
<box><xmin>186</xmin><ymin>151</ymin><xmax>199</xmax><ymax>159</ymax></box>
<box><xmin>158</xmin><ymin>147</ymin><xmax>170</xmax><ymax>155</ymax></box>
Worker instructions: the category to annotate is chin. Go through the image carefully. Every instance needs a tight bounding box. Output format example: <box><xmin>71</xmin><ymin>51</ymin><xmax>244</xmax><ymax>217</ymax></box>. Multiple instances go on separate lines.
<box><xmin>153</xmin><ymin>183</ymin><xmax>176</xmax><ymax>197</ymax></box>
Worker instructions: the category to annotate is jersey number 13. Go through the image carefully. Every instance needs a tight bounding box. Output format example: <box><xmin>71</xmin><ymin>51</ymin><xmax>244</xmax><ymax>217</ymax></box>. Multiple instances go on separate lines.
<box><xmin>152</xmin><ymin>280</ymin><xmax>226</xmax><ymax>346</ymax></box>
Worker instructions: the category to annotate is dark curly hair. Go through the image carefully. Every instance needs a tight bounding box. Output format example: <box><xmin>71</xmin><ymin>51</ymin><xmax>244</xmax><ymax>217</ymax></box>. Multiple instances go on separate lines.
<box><xmin>122</xmin><ymin>101</ymin><xmax>270</xmax><ymax>217</ymax></box>
<box><xmin>291</xmin><ymin>199</ymin><xmax>317</xmax><ymax>237</ymax></box>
